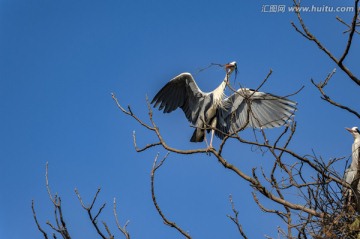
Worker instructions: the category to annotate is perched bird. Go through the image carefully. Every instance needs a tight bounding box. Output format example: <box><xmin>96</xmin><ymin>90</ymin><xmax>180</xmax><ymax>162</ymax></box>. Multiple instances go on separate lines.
<box><xmin>344</xmin><ymin>126</ymin><xmax>360</xmax><ymax>208</ymax></box>
<box><xmin>151</xmin><ymin>61</ymin><xmax>297</xmax><ymax>148</ymax></box>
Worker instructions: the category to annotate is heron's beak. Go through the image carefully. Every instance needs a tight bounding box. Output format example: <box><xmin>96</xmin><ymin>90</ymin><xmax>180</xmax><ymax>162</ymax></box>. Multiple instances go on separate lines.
<box><xmin>346</xmin><ymin>127</ymin><xmax>353</xmax><ymax>133</ymax></box>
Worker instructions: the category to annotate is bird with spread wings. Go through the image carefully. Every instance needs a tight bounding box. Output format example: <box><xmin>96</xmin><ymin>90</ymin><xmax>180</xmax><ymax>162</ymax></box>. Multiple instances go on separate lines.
<box><xmin>151</xmin><ymin>62</ymin><xmax>297</xmax><ymax>148</ymax></box>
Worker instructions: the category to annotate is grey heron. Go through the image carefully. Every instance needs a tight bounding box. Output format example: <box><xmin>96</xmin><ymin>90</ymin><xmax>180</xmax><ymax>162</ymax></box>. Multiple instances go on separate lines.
<box><xmin>344</xmin><ymin>126</ymin><xmax>360</xmax><ymax>207</ymax></box>
<box><xmin>151</xmin><ymin>61</ymin><xmax>297</xmax><ymax>148</ymax></box>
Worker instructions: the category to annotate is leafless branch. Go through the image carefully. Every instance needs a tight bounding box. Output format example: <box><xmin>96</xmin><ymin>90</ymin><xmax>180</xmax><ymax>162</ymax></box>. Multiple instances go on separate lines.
<box><xmin>226</xmin><ymin>69</ymin><xmax>273</xmax><ymax>97</ymax></box>
<box><xmin>34</xmin><ymin>162</ymin><xmax>135</xmax><ymax>239</ymax></box>
<box><xmin>227</xmin><ymin>195</ymin><xmax>248</xmax><ymax>239</ymax></box>
<box><xmin>32</xmin><ymin>163</ymin><xmax>71</xmax><ymax>239</ymax></box>
<box><xmin>291</xmin><ymin>0</ymin><xmax>360</xmax><ymax>86</ymax></box>
<box><xmin>32</xmin><ymin>200</ymin><xmax>49</xmax><ymax>239</ymax></box>
<box><xmin>310</xmin><ymin>68</ymin><xmax>360</xmax><ymax>119</ymax></box>
<box><xmin>151</xmin><ymin>153</ymin><xmax>192</xmax><ymax>239</ymax></box>
<box><xmin>75</xmin><ymin>188</ymin><xmax>111</xmax><ymax>239</ymax></box>
<box><xmin>338</xmin><ymin>0</ymin><xmax>359</xmax><ymax>64</ymax></box>
<box><xmin>45</xmin><ymin>162</ymin><xmax>59</xmax><ymax>207</ymax></box>
<box><xmin>112</xmin><ymin>93</ymin><xmax>156</xmax><ymax>131</ymax></box>
<box><xmin>132</xmin><ymin>131</ymin><xmax>162</xmax><ymax>152</ymax></box>
<box><xmin>336</xmin><ymin>15</ymin><xmax>360</xmax><ymax>35</ymax></box>
<box><xmin>102</xmin><ymin>221</ymin><xmax>114</xmax><ymax>239</ymax></box>
<box><xmin>113</xmin><ymin>198</ymin><xmax>131</xmax><ymax>239</ymax></box>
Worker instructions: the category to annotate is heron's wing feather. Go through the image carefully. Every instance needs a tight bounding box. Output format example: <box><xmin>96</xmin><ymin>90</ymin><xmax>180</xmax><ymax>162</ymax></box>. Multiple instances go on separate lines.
<box><xmin>151</xmin><ymin>73</ymin><xmax>205</xmax><ymax>124</ymax></box>
<box><xmin>357</xmin><ymin>146</ymin><xmax>360</xmax><ymax>168</ymax></box>
<box><xmin>216</xmin><ymin>88</ymin><xmax>297</xmax><ymax>137</ymax></box>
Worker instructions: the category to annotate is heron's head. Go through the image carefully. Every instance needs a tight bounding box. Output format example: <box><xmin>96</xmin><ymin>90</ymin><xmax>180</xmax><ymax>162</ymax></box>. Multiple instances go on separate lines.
<box><xmin>225</xmin><ymin>61</ymin><xmax>237</xmax><ymax>75</ymax></box>
<box><xmin>346</xmin><ymin>126</ymin><xmax>360</xmax><ymax>139</ymax></box>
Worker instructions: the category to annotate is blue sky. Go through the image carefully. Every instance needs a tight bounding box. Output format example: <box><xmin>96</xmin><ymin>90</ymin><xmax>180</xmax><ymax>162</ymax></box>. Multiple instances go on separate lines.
<box><xmin>1</xmin><ymin>0</ymin><xmax>359</xmax><ymax>238</ymax></box>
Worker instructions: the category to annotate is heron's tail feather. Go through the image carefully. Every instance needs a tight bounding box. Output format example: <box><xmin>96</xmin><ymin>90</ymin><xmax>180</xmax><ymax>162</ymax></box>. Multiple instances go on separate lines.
<box><xmin>190</xmin><ymin>128</ymin><xmax>204</xmax><ymax>142</ymax></box>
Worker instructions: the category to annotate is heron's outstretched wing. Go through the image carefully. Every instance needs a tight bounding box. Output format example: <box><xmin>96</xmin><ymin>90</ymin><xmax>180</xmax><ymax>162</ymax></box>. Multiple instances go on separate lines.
<box><xmin>216</xmin><ymin>88</ymin><xmax>297</xmax><ymax>138</ymax></box>
<box><xmin>151</xmin><ymin>73</ymin><xmax>205</xmax><ymax>124</ymax></box>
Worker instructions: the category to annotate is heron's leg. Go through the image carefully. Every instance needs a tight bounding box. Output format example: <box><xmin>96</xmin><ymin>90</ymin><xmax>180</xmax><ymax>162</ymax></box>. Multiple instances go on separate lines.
<box><xmin>205</xmin><ymin>138</ymin><xmax>212</xmax><ymax>156</ymax></box>
<box><xmin>204</xmin><ymin>134</ymin><xmax>210</xmax><ymax>148</ymax></box>
<box><xmin>209</xmin><ymin>129</ymin><xmax>215</xmax><ymax>148</ymax></box>
<box><xmin>208</xmin><ymin>118</ymin><xmax>217</xmax><ymax>149</ymax></box>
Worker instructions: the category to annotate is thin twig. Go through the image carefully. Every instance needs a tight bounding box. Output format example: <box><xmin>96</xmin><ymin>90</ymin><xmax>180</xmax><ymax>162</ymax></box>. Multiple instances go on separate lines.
<box><xmin>338</xmin><ymin>0</ymin><xmax>359</xmax><ymax>64</ymax></box>
<box><xmin>75</xmin><ymin>188</ymin><xmax>108</xmax><ymax>239</ymax></box>
<box><xmin>227</xmin><ymin>195</ymin><xmax>248</xmax><ymax>239</ymax></box>
<box><xmin>291</xmin><ymin>0</ymin><xmax>360</xmax><ymax>86</ymax></box>
<box><xmin>310</xmin><ymin>68</ymin><xmax>360</xmax><ymax>119</ymax></box>
<box><xmin>151</xmin><ymin>153</ymin><xmax>192</xmax><ymax>239</ymax></box>
<box><xmin>114</xmin><ymin>198</ymin><xmax>131</xmax><ymax>239</ymax></box>
<box><xmin>32</xmin><ymin>200</ymin><xmax>49</xmax><ymax>239</ymax></box>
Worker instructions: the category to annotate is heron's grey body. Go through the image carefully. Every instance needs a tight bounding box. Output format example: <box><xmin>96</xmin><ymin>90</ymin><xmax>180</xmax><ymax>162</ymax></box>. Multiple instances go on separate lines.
<box><xmin>151</xmin><ymin>72</ymin><xmax>226</xmax><ymax>143</ymax></box>
<box><xmin>151</xmin><ymin>62</ymin><xmax>297</xmax><ymax>147</ymax></box>
<box><xmin>344</xmin><ymin>127</ymin><xmax>360</xmax><ymax>208</ymax></box>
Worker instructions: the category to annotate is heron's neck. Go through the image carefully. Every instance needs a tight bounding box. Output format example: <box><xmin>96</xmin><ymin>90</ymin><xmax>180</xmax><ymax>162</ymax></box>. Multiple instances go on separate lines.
<box><xmin>354</xmin><ymin>136</ymin><xmax>360</xmax><ymax>143</ymax></box>
<box><xmin>353</xmin><ymin>137</ymin><xmax>360</xmax><ymax>153</ymax></box>
<box><xmin>212</xmin><ymin>74</ymin><xmax>230</xmax><ymax>106</ymax></box>
<box><xmin>350</xmin><ymin>138</ymin><xmax>360</xmax><ymax>169</ymax></box>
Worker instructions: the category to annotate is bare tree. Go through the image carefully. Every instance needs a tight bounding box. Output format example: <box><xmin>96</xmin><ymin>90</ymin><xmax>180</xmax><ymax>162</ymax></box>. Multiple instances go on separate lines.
<box><xmin>33</xmin><ymin>1</ymin><xmax>360</xmax><ymax>238</ymax></box>
<box><xmin>109</xmin><ymin>1</ymin><xmax>360</xmax><ymax>237</ymax></box>
<box><xmin>32</xmin><ymin>163</ymin><xmax>131</xmax><ymax>239</ymax></box>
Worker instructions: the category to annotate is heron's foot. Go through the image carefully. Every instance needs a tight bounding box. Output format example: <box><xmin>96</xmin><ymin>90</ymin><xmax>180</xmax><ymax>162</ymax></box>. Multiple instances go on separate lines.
<box><xmin>205</xmin><ymin>145</ymin><xmax>214</xmax><ymax>156</ymax></box>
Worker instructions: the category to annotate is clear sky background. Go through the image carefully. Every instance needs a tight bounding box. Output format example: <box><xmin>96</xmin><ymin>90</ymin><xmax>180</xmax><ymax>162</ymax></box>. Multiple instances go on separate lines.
<box><xmin>1</xmin><ymin>0</ymin><xmax>359</xmax><ymax>238</ymax></box>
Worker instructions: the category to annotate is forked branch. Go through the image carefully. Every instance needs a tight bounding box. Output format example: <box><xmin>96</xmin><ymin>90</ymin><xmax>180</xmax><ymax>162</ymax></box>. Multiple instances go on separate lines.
<box><xmin>33</xmin><ymin>163</ymin><xmax>131</xmax><ymax>239</ymax></box>
<box><xmin>150</xmin><ymin>153</ymin><xmax>192</xmax><ymax>239</ymax></box>
<box><xmin>113</xmin><ymin>198</ymin><xmax>131</xmax><ymax>239</ymax></box>
<box><xmin>311</xmin><ymin>68</ymin><xmax>360</xmax><ymax>119</ymax></box>
<box><xmin>75</xmin><ymin>188</ymin><xmax>113</xmax><ymax>239</ymax></box>
<box><xmin>32</xmin><ymin>163</ymin><xmax>71</xmax><ymax>239</ymax></box>
<box><xmin>227</xmin><ymin>195</ymin><xmax>248</xmax><ymax>239</ymax></box>
<box><xmin>291</xmin><ymin>0</ymin><xmax>360</xmax><ymax>86</ymax></box>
